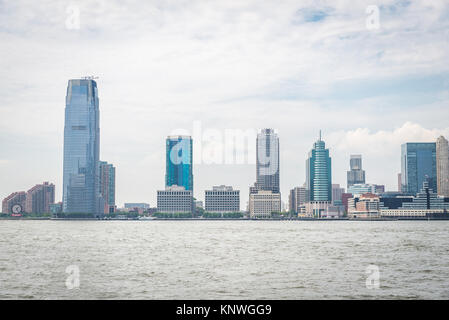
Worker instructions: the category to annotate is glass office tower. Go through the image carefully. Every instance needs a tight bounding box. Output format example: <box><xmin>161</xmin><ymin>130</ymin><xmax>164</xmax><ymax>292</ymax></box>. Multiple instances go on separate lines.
<box><xmin>165</xmin><ymin>136</ymin><xmax>193</xmax><ymax>191</ymax></box>
<box><xmin>256</xmin><ymin>128</ymin><xmax>280</xmax><ymax>193</ymax></box>
<box><xmin>401</xmin><ymin>143</ymin><xmax>437</xmax><ymax>195</ymax></box>
<box><xmin>62</xmin><ymin>79</ymin><xmax>103</xmax><ymax>216</ymax></box>
<box><xmin>306</xmin><ymin>132</ymin><xmax>332</xmax><ymax>202</ymax></box>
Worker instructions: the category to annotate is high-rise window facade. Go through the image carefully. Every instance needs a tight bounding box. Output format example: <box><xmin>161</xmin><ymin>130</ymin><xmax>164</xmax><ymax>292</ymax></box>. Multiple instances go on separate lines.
<box><xmin>99</xmin><ymin>161</ymin><xmax>116</xmax><ymax>213</ymax></box>
<box><xmin>165</xmin><ymin>136</ymin><xmax>193</xmax><ymax>191</ymax></box>
<box><xmin>256</xmin><ymin>129</ymin><xmax>280</xmax><ymax>193</ymax></box>
<box><xmin>62</xmin><ymin>79</ymin><xmax>102</xmax><ymax>215</ymax></box>
<box><xmin>306</xmin><ymin>133</ymin><xmax>332</xmax><ymax>202</ymax></box>
<box><xmin>436</xmin><ymin>136</ymin><xmax>449</xmax><ymax>197</ymax></box>
<box><xmin>347</xmin><ymin>155</ymin><xmax>366</xmax><ymax>188</ymax></box>
<box><xmin>401</xmin><ymin>143</ymin><xmax>436</xmax><ymax>195</ymax></box>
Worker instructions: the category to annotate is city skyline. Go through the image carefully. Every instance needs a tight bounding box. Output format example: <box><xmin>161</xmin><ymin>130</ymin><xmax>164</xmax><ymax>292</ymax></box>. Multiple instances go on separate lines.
<box><xmin>5</xmin><ymin>112</ymin><xmax>448</xmax><ymax>213</ymax></box>
<box><xmin>1</xmin><ymin>1</ymin><xmax>449</xmax><ymax>208</ymax></box>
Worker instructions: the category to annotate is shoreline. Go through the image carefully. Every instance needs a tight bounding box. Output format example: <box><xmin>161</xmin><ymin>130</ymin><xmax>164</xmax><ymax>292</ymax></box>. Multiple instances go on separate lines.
<box><xmin>1</xmin><ymin>217</ymin><xmax>449</xmax><ymax>221</ymax></box>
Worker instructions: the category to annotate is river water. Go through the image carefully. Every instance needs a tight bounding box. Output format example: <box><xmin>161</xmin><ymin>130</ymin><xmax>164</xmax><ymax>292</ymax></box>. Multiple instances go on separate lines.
<box><xmin>0</xmin><ymin>220</ymin><xmax>448</xmax><ymax>299</ymax></box>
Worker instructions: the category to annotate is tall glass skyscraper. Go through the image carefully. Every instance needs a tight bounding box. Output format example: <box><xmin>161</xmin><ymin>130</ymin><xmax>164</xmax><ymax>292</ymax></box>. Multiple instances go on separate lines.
<box><xmin>306</xmin><ymin>132</ymin><xmax>332</xmax><ymax>202</ymax></box>
<box><xmin>255</xmin><ymin>128</ymin><xmax>280</xmax><ymax>193</ymax></box>
<box><xmin>347</xmin><ymin>154</ymin><xmax>366</xmax><ymax>188</ymax></box>
<box><xmin>165</xmin><ymin>136</ymin><xmax>193</xmax><ymax>191</ymax></box>
<box><xmin>62</xmin><ymin>79</ymin><xmax>103</xmax><ymax>215</ymax></box>
<box><xmin>401</xmin><ymin>142</ymin><xmax>437</xmax><ymax>195</ymax></box>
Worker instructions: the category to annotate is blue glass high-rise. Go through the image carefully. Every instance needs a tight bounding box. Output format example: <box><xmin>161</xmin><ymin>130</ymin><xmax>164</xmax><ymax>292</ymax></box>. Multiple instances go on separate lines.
<box><xmin>401</xmin><ymin>143</ymin><xmax>437</xmax><ymax>195</ymax></box>
<box><xmin>306</xmin><ymin>132</ymin><xmax>332</xmax><ymax>202</ymax></box>
<box><xmin>165</xmin><ymin>136</ymin><xmax>193</xmax><ymax>191</ymax></box>
<box><xmin>62</xmin><ymin>79</ymin><xmax>103</xmax><ymax>216</ymax></box>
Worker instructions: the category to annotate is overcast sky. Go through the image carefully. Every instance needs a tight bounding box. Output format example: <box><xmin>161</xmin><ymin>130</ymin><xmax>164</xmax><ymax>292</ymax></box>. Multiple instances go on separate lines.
<box><xmin>1</xmin><ymin>0</ymin><xmax>449</xmax><ymax>208</ymax></box>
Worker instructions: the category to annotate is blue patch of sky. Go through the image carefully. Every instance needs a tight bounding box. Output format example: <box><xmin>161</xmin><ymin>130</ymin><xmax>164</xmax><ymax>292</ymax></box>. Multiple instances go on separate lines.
<box><xmin>293</xmin><ymin>7</ymin><xmax>334</xmax><ymax>24</ymax></box>
<box><xmin>229</xmin><ymin>73</ymin><xmax>449</xmax><ymax>110</ymax></box>
<box><xmin>379</xmin><ymin>0</ymin><xmax>411</xmax><ymax>16</ymax></box>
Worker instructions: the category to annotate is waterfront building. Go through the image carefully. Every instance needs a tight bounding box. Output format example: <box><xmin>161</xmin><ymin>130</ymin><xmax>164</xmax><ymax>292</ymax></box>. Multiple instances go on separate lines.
<box><xmin>306</xmin><ymin>132</ymin><xmax>332</xmax><ymax>202</ymax></box>
<box><xmin>62</xmin><ymin>79</ymin><xmax>103</xmax><ymax>216</ymax></box>
<box><xmin>332</xmin><ymin>184</ymin><xmax>345</xmax><ymax>205</ymax></box>
<box><xmin>349</xmin><ymin>181</ymin><xmax>449</xmax><ymax>218</ymax></box>
<box><xmin>99</xmin><ymin>161</ymin><xmax>116</xmax><ymax>213</ymax></box>
<box><xmin>347</xmin><ymin>155</ymin><xmax>366</xmax><ymax>188</ymax></box>
<box><xmin>303</xmin><ymin>201</ymin><xmax>332</xmax><ymax>218</ymax></box>
<box><xmin>401</xmin><ymin>142</ymin><xmax>436</xmax><ymax>195</ymax></box>
<box><xmin>341</xmin><ymin>193</ymin><xmax>353</xmax><ymax>214</ymax></box>
<box><xmin>25</xmin><ymin>182</ymin><xmax>55</xmax><ymax>214</ymax></box>
<box><xmin>166</xmin><ymin>136</ymin><xmax>193</xmax><ymax>192</ymax></box>
<box><xmin>255</xmin><ymin>129</ymin><xmax>280</xmax><ymax>193</ymax></box>
<box><xmin>249</xmin><ymin>190</ymin><xmax>281</xmax><ymax>218</ymax></box>
<box><xmin>288</xmin><ymin>186</ymin><xmax>309</xmax><ymax>213</ymax></box>
<box><xmin>157</xmin><ymin>185</ymin><xmax>193</xmax><ymax>214</ymax></box>
<box><xmin>348</xmin><ymin>184</ymin><xmax>384</xmax><ymax>197</ymax></box>
<box><xmin>323</xmin><ymin>204</ymin><xmax>345</xmax><ymax>218</ymax></box>
<box><xmin>205</xmin><ymin>185</ymin><xmax>240</xmax><ymax>213</ymax></box>
<box><xmin>124</xmin><ymin>203</ymin><xmax>150</xmax><ymax>209</ymax></box>
<box><xmin>348</xmin><ymin>193</ymin><xmax>381</xmax><ymax>219</ymax></box>
<box><xmin>436</xmin><ymin>136</ymin><xmax>449</xmax><ymax>197</ymax></box>
<box><xmin>399</xmin><ymin>180</ymin><xmax>449</xmax><ymax>210</ymax></box>
<box><xmin>50</xmin><ymin>202</ymin><xmax>62</xmax><ymax>216</ymax></box>
<box><xmin>2</xmin><ymin>191</ymin><xmax>26</xmax><ymax>214</ymax></box>
<box><xmin>397</xmin><ymin>173</ymin><xmax>402</xmax><ymax>193</ymax></box>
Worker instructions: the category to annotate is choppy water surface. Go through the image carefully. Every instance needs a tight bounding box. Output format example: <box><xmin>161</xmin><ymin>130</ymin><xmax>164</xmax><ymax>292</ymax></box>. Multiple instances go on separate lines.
<box><xmin>0</xmin><ymin>220</ymin><xmax>448</xmax><ymax>299</ymax></box>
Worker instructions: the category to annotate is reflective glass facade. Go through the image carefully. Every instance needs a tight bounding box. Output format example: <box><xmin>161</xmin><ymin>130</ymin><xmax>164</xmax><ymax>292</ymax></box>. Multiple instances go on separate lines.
<box><xmin>165</xmin><ymin>136</ymin><xmax>193</xmax><ymax>191</ymax></box>
<box><xmin>401</xmin><ymin>143</ymin><xmax>436</xmax><ymax>195</ymax></box>
<box><xmin>62</xmin><ymin>79</ymin><xmax>102</xmax><ymax>215</ymax></box>
<box><xmin>306</xmin><ymin>136</ymin><xmax>332</xmax><ymax>201</ymax></box>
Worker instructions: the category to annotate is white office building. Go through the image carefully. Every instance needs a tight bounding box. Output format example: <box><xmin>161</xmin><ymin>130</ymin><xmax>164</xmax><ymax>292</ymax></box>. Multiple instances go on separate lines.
<box><xmin>157</xmin><ymin>185</ymin><xmax>193</xmax><ymax>213</ymax></box>
<box><xmin>249</xmin><ymin>190</ymin><xmax>281</xmax><ymax>218</ymax></box>
<box><xmin>205</xmin><ymin>185</ymin><xmax>240</xmax><ymax>213</ymax></box>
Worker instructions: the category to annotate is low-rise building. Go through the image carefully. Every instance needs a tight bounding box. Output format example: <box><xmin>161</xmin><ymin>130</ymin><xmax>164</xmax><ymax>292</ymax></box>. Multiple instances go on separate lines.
<box><xmin>124</xmin><ymin>203</ymin><xmax>150</xmax><ymax>209</ymax></box>
<box><xmin>348</xmin><ymin>193</ymin><xmax>381</xmax><ymax>219</ymax></box>
<box><xmin>348</xmin><ymin>184</ymin><xmax>385</xmax><ymax>197</ymax></box>
<box><xmin>249</xmin><ymin>190</ymin><xmax>281</xmax><ymax>218</ymax></box>
<box><xmin>157</xmin><ymin>185</ymin><xmax>193</xmax><ymax>214</ymax></box>
<box><xmin>303</xmin><ymin>201</ymin><xmax>331</xmax><ymax>218</ymax></box>
<box><xmin>205</xmin><ymin>185</ymin><xmax>240</xmax><ymax>213</ymax></box>
<box><xmin>348</xmin><ymin>181</ymin><xmax>449</xmax><ymax>219</ymax></box>
<box><xmin>2</xmin><ymin>191</ymin><xmax>26</xmax><ymax>214</ymax></box>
